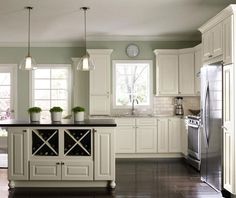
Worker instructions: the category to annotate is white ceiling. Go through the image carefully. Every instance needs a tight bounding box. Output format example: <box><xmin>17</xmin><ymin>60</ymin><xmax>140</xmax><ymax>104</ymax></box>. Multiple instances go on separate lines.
<box><xmin>0</xmin><ymin>0</ymin><xmax>236</xmax><ymax>46</ymax></box>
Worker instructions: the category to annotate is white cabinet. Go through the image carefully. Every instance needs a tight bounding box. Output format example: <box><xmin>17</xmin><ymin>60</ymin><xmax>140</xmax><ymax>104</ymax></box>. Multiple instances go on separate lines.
<box><xmin>168</xmin><ymin>118</ymin><xmax>181</xmax><ymax>152</ymax></box>
<box><xmin>179</xmin><ymin>52</ymin><xmax>195</xmax><ymax>95</ymax></box>
<box><xmin>202</xmin><ymin>23</ymin><xmax>223</xmax><ymax>62</ymax></box>
<box><xmin>194</xmin><ymin>45</ymin><xmax>202</xmax><ymax>95</ymax></box>
<box><xmin>136</xmin><ymin>118</ymin><xmax>157</xmax><ymax>153</ymax></box>
<box><xmin>115</xmin><ymin>118</ymin><xmax>136</xmax><ymax>153</ymax></box>
<box><xmin>181</xmin><ymin>118</ymin><xmax>188</xmax><ymax>157</ymax></box>
<box><xmin>8</xmin><ymin>128</ymin><xmax>28</xmax><ymax>180</ymax></box>
<box><xmin>115</xmin><ymin>126</ymin><xmax>135</xmax><ymax>153</ymax></box>
<box><xmin>223</xmin><ymin>65</ymin><xmax>234</xmax><ymax>192</ymax></box>
<box><xmin>157</xmin><ymin>118</ymin><xmax>181</xmax><ymax>153</ymax></box>
<box><xmin>154</xmin><ymin>48</ymin><xmax>200</xmax><ymax>96</ymax></box>
<box><xmin>94</xmin><ymin>128</ymin><xmax>115</xmax><ymax>180</ymax></box>
<box><xmin>157</xmin><ymin>119</ymin><xmax>169</xmax><ymax>153</ymax></box>
<box><xmin>88</xmin><ymin>49</ymin><xmax>113</xmax><ymax>115</ymax></box>
<box><xmin>30</xmin><ymin>161</ymin><xmax>61</xmax><ymax>180</ymax></box>
<box><xmin>155</xmin><ymin>52</ymin><xmax>179</xmax><ymax>95</ymax></box>
<box><xmin>223</xmin><ymin>15</ymin><xmax>233</xmax><ymax>65</ymax></box>
<box><xmin>115</xmin><ymin>118</ymin><xmax>157</xmax><ymax>154</ymax></box>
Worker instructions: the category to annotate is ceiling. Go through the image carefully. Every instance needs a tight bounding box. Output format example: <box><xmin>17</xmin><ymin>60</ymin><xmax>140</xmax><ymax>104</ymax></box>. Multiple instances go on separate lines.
<box><xmin>0</xmin><ymin>0</ymin><xmax>236</xmax><ymax>46</ymax></box>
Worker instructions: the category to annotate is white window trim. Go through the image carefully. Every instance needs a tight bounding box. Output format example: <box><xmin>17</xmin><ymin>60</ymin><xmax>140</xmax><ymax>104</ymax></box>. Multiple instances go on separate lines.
<box><xmin>29</xmin><ymin>64</ymin><xmax>72</xmax><ymax>115</ymax></box>
<box><xmin>112</xmin><ymin>60</ymin><xmax>153</xmax><ymax>109</ymax></box>
<box><xmin>0</xmin><ymin>64</ymin><xmax>18</xmax><ymax>119</ymax></box>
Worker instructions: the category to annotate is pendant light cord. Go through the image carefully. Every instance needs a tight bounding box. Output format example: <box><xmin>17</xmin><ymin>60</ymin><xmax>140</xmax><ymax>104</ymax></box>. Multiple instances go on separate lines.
<box><xmin>27</xmin><ymin>7</ymin><xmax>32</xmax><ymax>57</ymax></box>
<box><xmin>84</xmin><ymin>8</ymin><xmax>86</xmax><ymax>52</ymax></box>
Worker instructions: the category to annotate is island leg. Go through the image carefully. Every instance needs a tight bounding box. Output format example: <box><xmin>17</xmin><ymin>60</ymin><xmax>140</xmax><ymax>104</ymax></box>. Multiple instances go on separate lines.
<box><xmin>8</xmin><ymin>180</ymin><xmax>15</xmax><ymax>189</ymax></box>
<box><xmin>109</xmin><ymin>180</ymin><xmax>116</xmax><ymax>189</ymax></box>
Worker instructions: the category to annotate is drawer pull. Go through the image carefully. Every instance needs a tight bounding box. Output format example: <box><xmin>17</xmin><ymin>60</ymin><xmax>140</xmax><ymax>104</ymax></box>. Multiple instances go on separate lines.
<box><xmin>56</xmin><ymin>162</ymin><xmax>60</xmax><ymax>165</ymax></box>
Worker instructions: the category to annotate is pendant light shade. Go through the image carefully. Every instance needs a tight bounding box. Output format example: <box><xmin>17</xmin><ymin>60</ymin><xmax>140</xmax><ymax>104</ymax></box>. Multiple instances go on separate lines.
<box><xmin>77</xmin><ymin>7</ymin><xmax>95</xmax><ymax>71</ymax></box>
<box><xmin>19</xmin><ymin>6</ymin><xmax>37</xmax><ymax>70</ymax></box>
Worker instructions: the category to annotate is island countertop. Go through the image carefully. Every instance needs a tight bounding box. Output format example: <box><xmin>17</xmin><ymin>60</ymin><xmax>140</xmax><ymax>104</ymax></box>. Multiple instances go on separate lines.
<box><xmin>0</xmin><ymin>119</ymin><xmax>117</xmax><ymax>127</ymax></box>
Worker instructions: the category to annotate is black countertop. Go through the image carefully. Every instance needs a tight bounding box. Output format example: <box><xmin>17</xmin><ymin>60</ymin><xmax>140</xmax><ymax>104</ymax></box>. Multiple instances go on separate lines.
<box><xmin>0</xmin><ymin>119</ymin><xmax>117</xmax><ymax>127</ymax></box>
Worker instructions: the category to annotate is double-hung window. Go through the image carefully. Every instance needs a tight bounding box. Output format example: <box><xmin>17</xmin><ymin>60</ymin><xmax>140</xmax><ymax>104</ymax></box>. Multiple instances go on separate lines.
<box><xmin>113</xmin><ymin>60</ymin><xmax>152</xmax><ymax>108</ymax></box>
<box><xmin>31</xmin><ymin>64</ymin><xmax>71</xmax><ymax>119</ymax></box>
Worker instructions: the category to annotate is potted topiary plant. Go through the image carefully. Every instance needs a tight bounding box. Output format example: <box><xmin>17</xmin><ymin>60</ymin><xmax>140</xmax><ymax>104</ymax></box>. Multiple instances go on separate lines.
<box><xmin>72</xmin><ymin>106</ymin><xmax>85</xmax><ymax>122</ymax></box>
<box><xmin>28</xmin><ymin>107</ymin><xmax>42</xmax><ymax>122</ymax></box>
<box><xmin>50</xmin><ymin>106</ymin><xmax>63</xmax><ymax>122</ymax></box>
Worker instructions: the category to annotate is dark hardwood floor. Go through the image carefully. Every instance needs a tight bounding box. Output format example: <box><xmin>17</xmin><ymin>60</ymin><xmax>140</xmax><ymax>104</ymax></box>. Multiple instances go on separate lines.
<box><xmin>0</xmin><ymin>159</ymin><xmax>222</xmax><ymax>198</ymax></box>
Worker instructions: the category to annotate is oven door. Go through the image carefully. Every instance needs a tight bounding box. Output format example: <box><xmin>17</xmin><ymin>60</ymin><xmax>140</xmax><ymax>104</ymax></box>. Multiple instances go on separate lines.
<box><xmin>188</xmin><ymin>124</ymin><xmax>200</xmax><ymax>160</ymax></box>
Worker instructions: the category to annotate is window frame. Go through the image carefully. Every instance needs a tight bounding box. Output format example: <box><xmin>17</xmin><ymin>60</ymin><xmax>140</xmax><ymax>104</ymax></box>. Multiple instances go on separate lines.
<box><xmin>0</xmin><ymin>64</ymin><xmax>18</xmax><ymax>119</ymax></box>
<box><xmin>29</xmin><ymin>64</ymin><xmax>72</xmax><ymax>117</ymax></box>
<box><xmin>112</xmin><ymin>60</ymin><xmax>153</xmax><ymax>109</ymax></box>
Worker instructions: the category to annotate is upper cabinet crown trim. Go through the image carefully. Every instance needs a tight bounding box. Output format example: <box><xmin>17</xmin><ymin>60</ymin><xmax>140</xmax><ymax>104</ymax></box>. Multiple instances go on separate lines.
<box><xmin>153</xmin><ymin>49</ymin><xmax>179</xmax><ymax>55</ymax></box>
<box><xmin>87</xmin><ymin>49</ymin><xmax>113</xmax><ymax>55</ymax></box>
<box><xmin>199</xmin><ymin>5</ymin><xmax>236</xmax><ymax>33</ymax></box>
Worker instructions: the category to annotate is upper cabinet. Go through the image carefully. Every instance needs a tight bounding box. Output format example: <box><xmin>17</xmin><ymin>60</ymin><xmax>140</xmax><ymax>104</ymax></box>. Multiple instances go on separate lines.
<box><xmin>154</xmin><ymin>47</ymin><xmax>201</xmax><ymax>96</ymax></box>
<box><xmin>178</xmin><ymin>50</ymin><xmax>195</xmax><ymax>95</ymax></box>
<box><xmin>223</xmin><ymin>15</ymin><xmax>233</xmax><ymax>65</ymax></box>
<box><xmin>194</xmin><ymin>44</ymin><xmax>202</xmax><ymax>95</ymax></box>
<box><xmin>88</xmin><ymin>49</ymin><xmax>113</xmax><ymax>115</ymax></box>
<box><xmin>199</xmin><ymin>7</ymin><xmax>234</xmax><ymax>65</ymax></box>
<box><xmin>155</xmin><ymin>51</ymin><xmax>179</xmax><ymax>95</ymax></box>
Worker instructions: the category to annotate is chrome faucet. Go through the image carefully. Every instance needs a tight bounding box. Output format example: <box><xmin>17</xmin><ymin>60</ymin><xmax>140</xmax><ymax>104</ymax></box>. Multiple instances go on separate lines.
<box><xmin>131</xmin><ymin>99</ymin><xmax>139</xmax><ymax>115</ymax></box>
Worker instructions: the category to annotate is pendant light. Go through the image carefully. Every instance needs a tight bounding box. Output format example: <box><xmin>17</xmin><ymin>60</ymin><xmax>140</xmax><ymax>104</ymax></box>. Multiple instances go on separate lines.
<box><xmin>77</xmin><ymin>7</ymin><xmax>95</xmax><ymax>71</ymax></box>
<box><xmin>19</xmin><ymin>6</ymin><xmax>37</xmax><ymax>70</ymax></box>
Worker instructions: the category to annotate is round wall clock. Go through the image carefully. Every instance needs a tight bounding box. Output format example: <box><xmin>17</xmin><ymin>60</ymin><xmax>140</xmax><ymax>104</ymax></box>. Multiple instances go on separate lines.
<box><xmin>126</xmin><ymin>44</ymin><xmax>140</xmax><ymax>57</ymax></box>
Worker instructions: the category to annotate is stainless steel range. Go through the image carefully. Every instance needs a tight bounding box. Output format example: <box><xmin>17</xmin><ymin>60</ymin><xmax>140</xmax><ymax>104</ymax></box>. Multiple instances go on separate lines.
<box><xmin>187</xmin><ymin>115</ymin><xmax>201</xmax><ymax>171</ymax></box>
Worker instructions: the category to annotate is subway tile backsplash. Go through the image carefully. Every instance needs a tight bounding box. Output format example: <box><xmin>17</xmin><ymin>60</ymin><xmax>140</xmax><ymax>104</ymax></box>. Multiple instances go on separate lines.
<box><xmin>153</xmin><ymin>96</ymin><xmax>200</xmax><ymax>116</ymax></box>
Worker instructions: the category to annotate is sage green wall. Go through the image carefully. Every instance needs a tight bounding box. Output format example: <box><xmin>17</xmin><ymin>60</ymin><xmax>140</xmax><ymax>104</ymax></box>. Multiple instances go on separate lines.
<box><xmin>0</xmin><ymin>40</ymin><xmax>200</xmax><ymax>119</ymax></box>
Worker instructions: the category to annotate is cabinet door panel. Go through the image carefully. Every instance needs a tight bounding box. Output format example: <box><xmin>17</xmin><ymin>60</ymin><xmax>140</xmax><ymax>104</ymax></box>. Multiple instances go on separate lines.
<box><xmin>179</xmin><ymin>53</ymin><xmax>195</xmax><ymax>95</ymax></box>
<box><xmin>136</xmin><ymin>118</ymin><xmax>157</xmax><ymax>126</ymax></box>
<box><xmin>212</xmin><ymin>23</ymin><xmax>223</xmax><ymax>57</ymax></box>
<box><xmin>168</xmin><ymin>119</ymin><xmax>181</xmax><ymax>153</ymax></box>
<box><xmin>157</xmin><ymin>119</ymin><xmax>169</xmax><ymax>153</ymax></box>
<box><xmin>115</xmin><ymin>127</ymin><xmax>135</xmax><ymax>153</ymax></box>
<box><xmin>202</xmin><ymin>31</ymin><xmax>212</xmax><ymax>61</ymax></box>
<box><xmin>223</xmin><ymin>65</ymin><xmax>233</xmax><ymax>191</ymax></box>
<box><xmin>62</xmin><ymin>161</ymin><xmax>93</xmax><ymax>180</ymax></box>
<box><xmin>194</xmin><ymin>49</ymin><xmax>202</xmax><ymax>95</ymax></box>
<box><xmin>94</xmin><ymin>128</ymin><xmax>115</xmax><ymax>180</ymax></box>
<box><xmin>136</xmin><ymin>126</ymin><xmax>157</xmax><ymax>153</ymax></box>
<box><xmin>8</xmin><ymin>128</ymin><xmax>28</xmax><ymax>180</ymax></box>
<box><xmin>223</xmin><ymin>16</ymin><xmax>233</xmax><ymax>65</ymax></box>
<box><xmin>157</xmin><ymin>54</ymin><xmax>178</xmax><ymax>95</ymax></box>
<box><xmin>90</xmin><ymin>95</ymin><xmax>110</xmax><ymax>115</ymax></box>
<box><xmin>30</xmin><ymin>161</ymin><xmax>61</xmax><ymax>180</ymax></box>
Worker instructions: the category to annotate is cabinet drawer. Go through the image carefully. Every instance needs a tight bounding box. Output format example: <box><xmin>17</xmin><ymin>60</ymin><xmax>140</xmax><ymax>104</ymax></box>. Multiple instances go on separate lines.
<box><xmin>136</xmin><ymin>118</ymin><xmax>157</xmax><ymax>126</ymax></box>
<box><xmin>30</xmin><ymin>161</ymin><xmax>61</xmax><ymax>180</ymax></box>
<box><xmin>115</xmin><ymin>118</ymin><xmax>135</xmax><ymax>126</ymax></box>
<box><xmin>62</xmin><ymin>161</ymin><xmax>93</xmax><ymax>180</ymax></box>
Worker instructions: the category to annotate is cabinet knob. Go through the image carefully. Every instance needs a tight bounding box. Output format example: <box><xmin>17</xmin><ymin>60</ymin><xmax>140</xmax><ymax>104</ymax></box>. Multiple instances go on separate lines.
<box><xmin>56</xmin><ymin>162</ymin><xmax>60</xmax><ymax>165</ymax></box>
<box><xmin>208</xmin><ymin>55</ymin><xmax>213</xmax><ymax>58</ymax></box>
<box><xmin>61</xmin><ymin>162</ymin><xmax>65</xmax><ymax>165</ymax></box>
<box><xmin>22</xmin><ymin>129</ymin><xmax>27</xmax><ymax>133</ymax></box>
<box><xmin>93</xmin><ymin>129</ymin><xmax>97</xmax><ymax>133</ymax></box>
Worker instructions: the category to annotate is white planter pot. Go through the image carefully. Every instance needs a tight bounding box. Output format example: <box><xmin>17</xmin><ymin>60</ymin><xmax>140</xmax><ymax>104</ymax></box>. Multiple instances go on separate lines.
<box><xmin>74</xmin><ymin>112</ymin><xmax>84</xmax><ymax>122</ymax></box>
<box><xmin>51</xmin><ymin>112</ymin><xmax>62</xmax><ymax>122</ymax></box>
<box><xmin>30</xmin><ymin>112</ymin><xmax>40</xmax><ymax>122</ymax></box>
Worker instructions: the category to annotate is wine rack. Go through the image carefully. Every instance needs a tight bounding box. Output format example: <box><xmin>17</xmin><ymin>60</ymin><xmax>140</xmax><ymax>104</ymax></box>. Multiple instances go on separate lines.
<box><xmin>64</xmin><ymin>129</ymin><xmax>91</xmax><ymax>156</ymax></box>
<box><xmin>32</xmin><ymin>129</ymin><xmax>59</xmax><ymax>156</ymax></box>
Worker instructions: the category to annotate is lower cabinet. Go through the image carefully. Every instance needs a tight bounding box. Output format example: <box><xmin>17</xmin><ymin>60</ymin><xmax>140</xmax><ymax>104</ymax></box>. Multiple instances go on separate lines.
<box><xmin>157</xmin><ymin>118</ymin><xmax>181</xmax><ymax>153</ymax></box>
<box><xmin>30</xmin><ymin>160</ymin><xmax>93</xmax><ymax>180</ymax></box>
<box><xmin>94</xmin><ymin>128</ymin><xmax>115</xmax><ymax>180</ymax></box>
<box><xmin>115</xmin><ymin>126</ymin><xmax>135</xmax><ymax>153</ymax></box>
<box><xmin>115</xmin><ymin>118</ymin><xmax>157</xmax><ymax>154</ymax></box>
<box><xmin>8</xmin><ymin>126</ymin><xmax>115</xmax><ymax>186</ymax></box>
<box><xmin>115</xmin><ymin>117</ymin><xmax>182</xmax><ymax>155</ymax></box>
<box><xmin>8</xmin><ymin>128</ymin><xmax>28</xmax><ymax>180</ymax></box>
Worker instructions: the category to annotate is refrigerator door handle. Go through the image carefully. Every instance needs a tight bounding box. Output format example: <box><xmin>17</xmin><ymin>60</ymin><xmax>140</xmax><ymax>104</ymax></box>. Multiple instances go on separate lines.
<box><xmin>204</xmin><ymin>83</ymin><xmax>210</xmax><ymax>147</ymax></box>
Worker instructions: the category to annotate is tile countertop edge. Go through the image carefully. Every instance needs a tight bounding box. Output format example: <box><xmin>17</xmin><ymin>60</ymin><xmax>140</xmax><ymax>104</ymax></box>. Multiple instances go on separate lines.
<box><xmin>0</xmin><ymin>119</ymin><xmax>117</xmax><ymax>127</ymax></box>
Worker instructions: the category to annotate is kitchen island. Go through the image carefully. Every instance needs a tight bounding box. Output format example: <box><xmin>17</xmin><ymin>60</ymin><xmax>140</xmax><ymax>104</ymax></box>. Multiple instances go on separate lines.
<box><xmin>0</xmin><ymin>119</ymin><xmax>116</xmax><ymax>189</ymax></box>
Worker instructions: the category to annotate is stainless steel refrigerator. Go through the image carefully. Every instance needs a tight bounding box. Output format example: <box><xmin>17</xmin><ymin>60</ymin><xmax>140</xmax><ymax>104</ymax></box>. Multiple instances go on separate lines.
<box><xmin>200</xmin><ymin>63</ymin><xmax>223</xmax><ymax>191</ymax></box>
